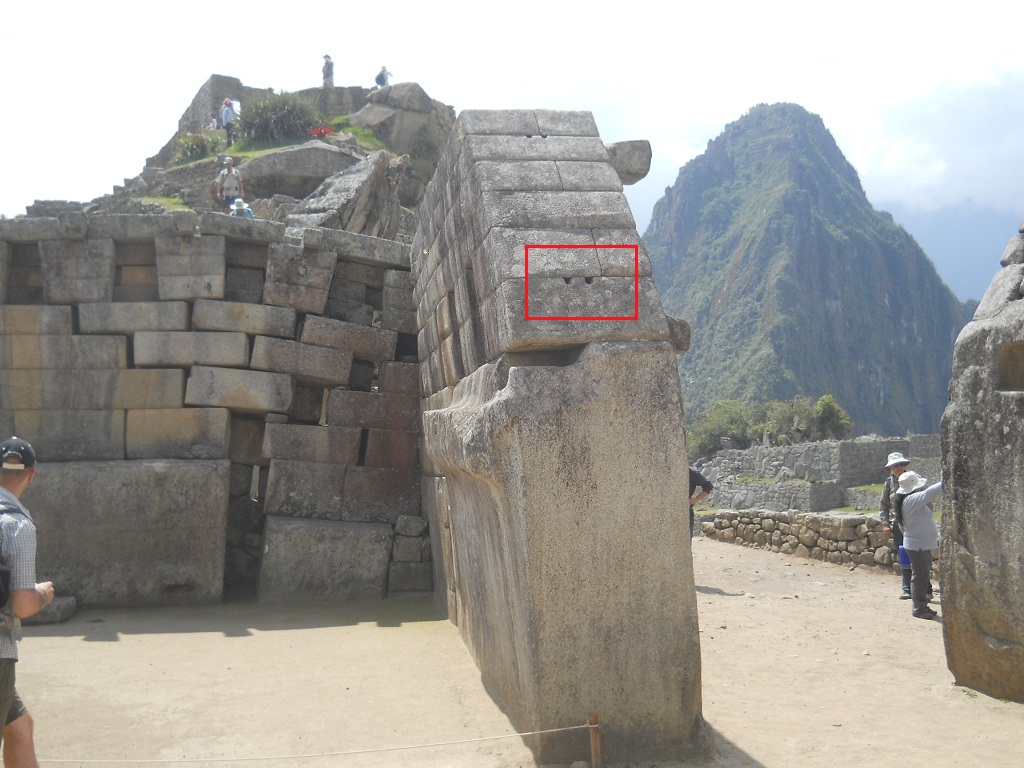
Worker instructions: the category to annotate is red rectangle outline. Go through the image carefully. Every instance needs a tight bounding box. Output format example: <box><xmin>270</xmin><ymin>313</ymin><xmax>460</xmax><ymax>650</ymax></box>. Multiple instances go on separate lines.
<box><xmin>523</xmin><ymin>244</ymin><xmax>640</xmax><ymax>320</ymax></box>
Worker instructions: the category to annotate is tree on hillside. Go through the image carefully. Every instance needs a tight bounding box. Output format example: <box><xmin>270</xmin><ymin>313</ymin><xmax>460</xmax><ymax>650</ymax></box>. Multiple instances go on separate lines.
<box><xmin>686</xmin><ymin>395</ymin><xmax>853</xmax><ymax>462</ymax></box>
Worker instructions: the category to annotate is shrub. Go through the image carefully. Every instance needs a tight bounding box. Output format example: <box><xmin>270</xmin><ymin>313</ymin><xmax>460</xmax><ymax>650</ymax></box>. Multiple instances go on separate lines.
<box><xmin>236</xmin><ymin>93</ymin><xmax>323</xmax><ymax>146</ymax></box>
<box><xmin>175</xmin><ymin>133</ymin><xmax>220</xmax><ymax>165</ymax></box>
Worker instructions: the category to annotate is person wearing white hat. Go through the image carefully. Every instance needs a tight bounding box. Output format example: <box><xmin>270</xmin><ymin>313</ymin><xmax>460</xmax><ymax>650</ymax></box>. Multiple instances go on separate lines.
<box><xmin>894</xmin><ymin>470</ymin><xmax>942</xmax><ymax>620</ymax></box>
<box><xmin>229</xmin><ymin>198</ymin><xmax>254</xmax><ymax>220</ymax></box>
<box><xmin>879</xmin><ymin>452</ymin><xmax>913</xmax><ymax>599</ymax></box>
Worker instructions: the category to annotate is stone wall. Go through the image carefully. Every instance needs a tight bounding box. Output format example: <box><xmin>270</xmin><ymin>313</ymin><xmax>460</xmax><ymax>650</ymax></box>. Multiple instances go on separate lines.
<box><xmin>699</xmin><ymin>436</ymin><xmax>945</xmax><ymax>515</ymax></box>
<box><xmin>941</xmin><ymin>227</ymin><xmax>1024</xmax><ymax>702</ymax></box>
<box><xmin>703</xmin><ymin>509</ymin><xmax>898</xmax><ymax>568</ymax></box>
<box><xmin>0</xmin><ymin>210</ymin><xmax>429</xmax><ymax>605</ymax></box>
<box><xmin>411</xmin><ymin>109</ymin><xmax>707</xmax><ymax>762</ymax></box>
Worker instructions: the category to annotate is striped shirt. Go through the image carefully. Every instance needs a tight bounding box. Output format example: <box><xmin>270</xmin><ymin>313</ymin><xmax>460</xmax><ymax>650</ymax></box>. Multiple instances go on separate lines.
<box><xmin>0</xmin><ymin>486</ymin><xmax>38</xmax><ymax>660</ymax></box>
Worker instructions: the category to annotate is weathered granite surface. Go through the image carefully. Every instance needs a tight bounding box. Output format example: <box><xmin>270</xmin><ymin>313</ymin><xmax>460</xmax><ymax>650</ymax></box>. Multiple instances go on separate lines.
<box><xmin>941</xmin><ymin>226</ymin><xmax>1024</xmax><ymax>702</ymax></box>
<box><xmin>413</xmin><ymin>109</ymin><xmax>706</xmax><ymax>762</ymax></box>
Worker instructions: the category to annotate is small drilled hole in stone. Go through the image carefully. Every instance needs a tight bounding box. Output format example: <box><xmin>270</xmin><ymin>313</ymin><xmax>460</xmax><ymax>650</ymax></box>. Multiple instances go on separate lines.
<box><xmin>563</xmin><ymin>277</ymin><xmax>572</xmax><ymax>284</ymax></box>
<box><xmin>584</xmin><ymin>277</ymin><xmax>595</xmax><ymax>285</ymax></box>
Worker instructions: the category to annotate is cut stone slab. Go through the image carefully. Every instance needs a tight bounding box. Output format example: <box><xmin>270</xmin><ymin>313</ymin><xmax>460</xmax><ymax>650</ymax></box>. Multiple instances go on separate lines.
<box><xmin>250</xmin><ymin>336</ymin><xmax>352</xmax><ymax>389</ymax></box>
<box><xmin>22</xmin><ymin>459</ymin><xmax>230</xmax><ymax>606</ymax></box>
<box><xmin>259</xmin><ymin>516</ymin><xmax>392</xmax><ymax>600</ymax></box>
<box><xmin>191</xmin><ymin>299</ymin><xmax>296</xmax><ymax>338</ymax></box>
<box><xmin>78</xmin><ymin>301</ymin><xmax>190</xmax><ymax>334</ymax></box>
<box><xmin>134</xmin><ymin>331</ymin><xmax>249</xmax><ymax>368</ymax></box>
<box><xmin>185</xmin><ymin>366</ymin><xmax>294</xmax><ymax>415</ymax></box>
<box><xmin>126</xmin><ymin>408</ymin><xmax>231</xmax><ymax>460</ymax></box>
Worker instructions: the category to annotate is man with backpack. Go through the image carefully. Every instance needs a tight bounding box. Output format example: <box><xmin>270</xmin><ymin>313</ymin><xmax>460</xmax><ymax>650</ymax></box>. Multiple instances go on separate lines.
<box><xmin>216</xmin><ymin>157</ymin><xmax>245</xmax><ymax>212</ymax></box>
<box><xmin>879</xmin><ymin>452</ymin><xmax>914</xmax><ymax>599</ymax></box>
<box><xmin>0</xmin><ymin>436</ymin><xmax>55</xmax><ymax>763</ymax></box>
<box><xmin>374</xmin><ymin>66</ymin><xmax>392</xmax><ymax>88</ymax></box>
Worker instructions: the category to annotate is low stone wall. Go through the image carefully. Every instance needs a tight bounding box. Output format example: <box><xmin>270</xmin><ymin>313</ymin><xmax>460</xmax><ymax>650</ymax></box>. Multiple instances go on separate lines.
<box><xmin>703</xmin><ymin>508</ymin><xmax>900</xmax><ymax>568</ymax></box>
<box><xmin>711</xmin><ymin>479</ymin><xmax>845</xmax><ymax>514</ymax></box>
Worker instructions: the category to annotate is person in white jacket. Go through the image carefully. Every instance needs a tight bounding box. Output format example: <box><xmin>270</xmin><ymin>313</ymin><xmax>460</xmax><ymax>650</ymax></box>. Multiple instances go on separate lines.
<box><xmin>894</xmin><ymin>471</ymin><xmax>942</xmax><ymax>620</ymax></box>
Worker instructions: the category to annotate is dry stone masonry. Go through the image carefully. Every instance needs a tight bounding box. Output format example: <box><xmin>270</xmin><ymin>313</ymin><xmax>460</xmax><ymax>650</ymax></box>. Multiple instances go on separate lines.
<box><xmin>941</xmin><ymin>222</ymin><xmax>1024</xmax><ymax>702</ymax></box>
<box><xmin>0</xmin><ymin>210</ymin><xmax>429</xmax><ymax>604</ymax></box>
<box><xmin>411</xmin><ymin>109</ymin><xmax>707</xmax><ymax>763</ymax></box>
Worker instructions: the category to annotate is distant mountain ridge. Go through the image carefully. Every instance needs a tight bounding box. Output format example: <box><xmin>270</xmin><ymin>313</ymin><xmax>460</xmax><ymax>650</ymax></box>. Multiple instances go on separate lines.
<box><xmin>644</xmin><ymin>103</ymin><xmax>968</xmax><ymax>435</ymax></box>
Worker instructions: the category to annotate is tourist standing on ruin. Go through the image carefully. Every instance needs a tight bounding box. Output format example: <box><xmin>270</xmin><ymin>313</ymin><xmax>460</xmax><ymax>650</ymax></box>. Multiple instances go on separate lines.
<box><xmin>374</xmin><ymin>66</ymin><xmax>392</xmax><ymax>88</ymax></box>
<box><xmin>323</xmin><ymin>55</ymin><xmax>334</xmax><ymax>88</ymax></box>
<box><xmin>216</xmin><ymin>157</ymin><xmax>245</xmax><ymax>212</ymax></box>
<box><xmin>220</xmin><ymin>98</ymin><xmax>238</xmax><ymax>146</ymax></box>
<box><xmin>688</xmin><ymin>467</ymin><xmax>714</xmax><ymax>538</ymax></box>
<box><xmin>893</xmin><ymin>470</ymin><xmax>941</xmax><ymax>620</ymax></box>
<box><xmin>879</xmin><ymin>452</ymin><xmax>914</xmax><ymax>599</ymax></box>
<box><xmin>0</xmin><ymin>437</ymin><xmax>55</xmax><ymax>763</ymax></box>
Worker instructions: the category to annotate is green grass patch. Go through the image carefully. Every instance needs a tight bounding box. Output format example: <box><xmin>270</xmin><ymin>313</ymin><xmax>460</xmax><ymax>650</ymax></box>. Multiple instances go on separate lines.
<box><xmin>140</xmin><ymin>196</ymin><xmax>188</xmax><ymax>211</ymax></box>
<box><xmin>329</xmin><ymin>115</ymin><xmax>387</xmax><ymax>151</ymax></box>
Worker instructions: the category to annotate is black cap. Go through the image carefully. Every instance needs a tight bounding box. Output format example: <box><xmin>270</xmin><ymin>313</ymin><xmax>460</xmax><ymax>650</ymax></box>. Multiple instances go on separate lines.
<box><xmin>1</xmin><ymin>437</ymin><xmax>36</xmax><ymax>470</ymax></box>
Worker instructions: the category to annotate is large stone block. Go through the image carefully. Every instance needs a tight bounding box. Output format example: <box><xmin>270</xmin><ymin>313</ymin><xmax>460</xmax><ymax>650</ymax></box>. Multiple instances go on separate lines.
<box><xmin>325</xmin><ymin>390</ymin><xmax>420</xmax><ymax>432</ymax></box>
<box><xmin>134</xmin><ymin>331</ymin><xmax>250</xmax><ymax>368</ymax></box>
<box><xmin>155</xmin><ymin>234</ymin><xmax>226</xmax><ymax>300</ymax></box>
<box><xmin>262</xmin><ymin>243</ymin><xmax>337</xmax><ymax>314</ymax></box>
<box><xmin>341</xmin><ymin>466</ymin><xmax>420</xmax><ymax>523</ymax></box>
<box><xmin>0</xmin><ymin>368</ymin><xmax>184</xmax><ymax>410</ymax></box>
<box><xmin>262</xmin><ymin>423</ymin><xmax>360</xmax><ymax>465</ymax></box>
<box><xmin>86</xmin><ymin>212</ymin><xmax>197</xmax><ymax>240</ymax></box>
<box><xmin>259</xmin><ymin>516</ymin><xmax>392</xmax><ymax>600</ymax></box>
<box><xmin>301</xmin><ymin>227</ymin><xmax>410</xmax><ymax>270</ymax></box>
<box><xmin>197</xmin><ymin>212</ymin><xmax>286</xmax><ymax>243</ymax></box>
<box><xmin>0</xmin><ymin>305</ymin><xmax>73</xmax><ymax>335</ymax></box>
<box><xmin>23</xmin><ymin>459</ymin><xmax>229</xmax><ymax>606</ymax></box>
<box><xmin>126</xmin><ymin>408</ymin><xmax>231</xmax><ymax>459</ymax></box>
<box><xmin>299</xmin><ymin>315</ymin><xmax>397</xmax><ymax>362</ymax></box>
<box><xmin>191</xmin><ymin>299</ymin><xmax>296</xmax><ymax>338</ymax></box>
<box><xmin>420</xmin><ymin>342</ymin><xmax>707</xmax><ymax>761</ymax></box>
<box><xmin>250</xmin><ymin>336</ymin><xmax>352</xmax><ymax>388</ymax></box>
<box><xmin>378</xmin><ymin>361</ymin><xmax>419</xmax><ymax>394</ymax></box>
<box><xmin>2</xmin><ymin>409</ymin><xmax>125</xmax><ymax>461</ymax></box>
<box><xmin>78</xmin><ymin>301</ymin><xmax>190</xmax><ymax>334</ymax></box>
<box><xmin>941</xmin><ymin>287</ymin><xmax>1024</xmax><ymax>702</ymax></box>
<box><xmin>0</xmin><ymin>335</ymin><xmax>127</xmax><ymax>369</ymax></box>
<box><xmin>0</xmin><ymin>213</ymin><xmax>88</xmax><ymax>242</ymax></box>
<box><xmin>185</xmin><ymin>366</ymin><xmax>294</xmax><ymax>414</ymax></box>
<box><xmin>364</xmin><ymin>429</ymin><xmax>419</xmax><ymax>469</ymax></box>
<box><xmin>38</xmin><ymin>239</ymin><xmax>116</xmax><ymax>303</ymax></box>
<box><xmin>264</xmin><ymin>459</ymin><xmax>345</xmax><ymax>520</ymax></box>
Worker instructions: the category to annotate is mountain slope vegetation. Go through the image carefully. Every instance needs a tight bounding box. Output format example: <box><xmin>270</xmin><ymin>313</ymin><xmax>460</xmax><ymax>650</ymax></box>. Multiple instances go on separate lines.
<box><xmin>645</xmin><ymin>103</ymin><xmax>967</xmax><ymax>435</ymax></box>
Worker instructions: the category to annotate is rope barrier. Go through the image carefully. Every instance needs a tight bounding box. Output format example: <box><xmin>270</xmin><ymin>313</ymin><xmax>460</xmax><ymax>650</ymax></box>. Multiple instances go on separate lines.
<box><xmin>40</xmin><ymin>722</ymin><xmax>595</xmax><ymax>765</ymax></box>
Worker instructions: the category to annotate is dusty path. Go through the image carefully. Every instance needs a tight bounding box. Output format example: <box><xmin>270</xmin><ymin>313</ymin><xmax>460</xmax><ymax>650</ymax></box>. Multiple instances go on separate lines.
<box><xmin>19</xmin><ymin>539</ymin><xmax>1023</xmax><ymax>767</ymax></box>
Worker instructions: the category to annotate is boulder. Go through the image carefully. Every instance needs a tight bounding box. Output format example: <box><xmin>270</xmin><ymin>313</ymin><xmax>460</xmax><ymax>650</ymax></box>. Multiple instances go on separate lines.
<box><xmin>237</xmin><ymin>140</ymin><xmax>362</xmax><ymax>199</ymax></box>
<box><xmin>942</xmin><ymin>232</ymin><xmax>1024</xmax><ymax>702</ymax></box>
<box><xmin>285</xmin><ymin>151</ymin><xmax>403</xmax><ymax>239</ymax></box>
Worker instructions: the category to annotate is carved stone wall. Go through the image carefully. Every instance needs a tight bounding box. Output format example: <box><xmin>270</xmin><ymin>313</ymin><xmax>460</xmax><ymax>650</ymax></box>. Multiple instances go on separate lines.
<box><xmin>411</xmin><ymin>110</ymin><xmax>708</xmax><ymax>762</ymax></box>
<box><xmin>0</xmin><ymin>211</ymin><xmax>427</xmax><ymax>605</ymax></box>
<box><xmin>941</xmin><ymin>225</ymin><xmax>1024</xmax><ymax>702</ymax></box>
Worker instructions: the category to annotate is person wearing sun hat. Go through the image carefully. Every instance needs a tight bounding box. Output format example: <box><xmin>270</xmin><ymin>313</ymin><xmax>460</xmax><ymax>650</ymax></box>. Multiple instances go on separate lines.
<box><xmin>879</xmin><ymin>451</ymin><xmax>913</xmax><ymax>599</ymax></box>
<box><xmin>229</xmin><ymin>198</ymin><xmax>254</xmax><ymax>220</ymax></box>
<box><xmin>0</xmin><ymin>436</ymin><xmax>55</xmax><ymax>759</ymax></box>
<box><xmin>893</xmin><ymin>469</ymin><xmax>942</xmax><ymax>620</ymax></box>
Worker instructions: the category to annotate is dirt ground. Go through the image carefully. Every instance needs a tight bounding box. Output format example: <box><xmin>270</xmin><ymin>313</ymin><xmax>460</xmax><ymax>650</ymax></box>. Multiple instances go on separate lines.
<box><xmin>19</xmin><ymin>538</ymin><xmax>1023</xmax><ymax>768</ymax></box>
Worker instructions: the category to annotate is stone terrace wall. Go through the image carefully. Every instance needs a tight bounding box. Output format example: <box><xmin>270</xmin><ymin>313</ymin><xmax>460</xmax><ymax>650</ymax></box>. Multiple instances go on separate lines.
<box><xmin>699</xmin><ymin>437</ymin><xmax>947</xmax><ymax>515</ymax></box>
<box><xmin>0</xmin><ymin>211</ymin><xmax>428</xmax><ymax>605</ymax></box>
<box><xmin>704</xmin><ymin>509</ymin><xmax>899</xmax><ymax>568</ymax></box>
<box><xmin>410</xmin><ymin>110</ymin><xmax>707</xmax><ymax>762</ymax></box>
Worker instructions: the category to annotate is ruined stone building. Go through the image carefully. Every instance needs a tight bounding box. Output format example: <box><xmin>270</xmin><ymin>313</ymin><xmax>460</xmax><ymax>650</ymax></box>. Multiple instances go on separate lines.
<box><xmin>0</xmin><ymin>85</ymin><xmax>712</xmax><ymax>760</ymax></box>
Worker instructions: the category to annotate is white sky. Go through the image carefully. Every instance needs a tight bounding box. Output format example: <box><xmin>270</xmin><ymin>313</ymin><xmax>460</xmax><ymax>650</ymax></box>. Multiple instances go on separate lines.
<box><xmin>3</xmin><ymin>1</ymin><xmax>1023</xmax><ymax>298</ymax></box>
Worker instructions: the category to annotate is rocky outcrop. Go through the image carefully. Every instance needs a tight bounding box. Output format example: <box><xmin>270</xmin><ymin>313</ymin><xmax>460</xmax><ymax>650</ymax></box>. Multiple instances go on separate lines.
<box><xmin>285</xmin><ymin>151</ymin><xmax>406</xmax><ymax>240</ymax></box>
<box><xmin>941</xmin><ymin>220</ymin><xmax>1024</xmax><ymax>702</ymax></box>
<box><xmin>235</xmin><ymin>140</ymin><xmax>362</xmax><ymax>199</ymax></box>
<box><xmin>351</xmin><ymin>83</ymin><xmax>455</xmax><ymax>206</ymax></box>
